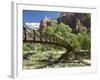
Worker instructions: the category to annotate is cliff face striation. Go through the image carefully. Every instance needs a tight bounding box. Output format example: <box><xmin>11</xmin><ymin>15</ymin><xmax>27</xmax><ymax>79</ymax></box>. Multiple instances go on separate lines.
<box><xmin>57</xmin><ymin>12</ymin><xmax>91</xmax><ymax>33</ymax></box>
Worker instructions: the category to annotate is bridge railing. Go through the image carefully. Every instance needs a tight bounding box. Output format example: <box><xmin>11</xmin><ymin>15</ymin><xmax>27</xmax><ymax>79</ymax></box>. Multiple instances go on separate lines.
<box><xmin>23</xmin><ymin>27</ymin><xmax>73</xmax><ymax>50</ymax></box>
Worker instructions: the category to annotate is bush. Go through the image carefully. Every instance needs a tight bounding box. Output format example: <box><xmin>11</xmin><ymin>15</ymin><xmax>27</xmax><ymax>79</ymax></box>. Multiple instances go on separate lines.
<box><xmin>46</xmin><ymin>22</ymin><xmax>90</xmax><ymax>50</ymax></box>
<box><xmin>77</xmin><ymin>32</ymin><xmax>91</xmax><ymax>50</ymax></box>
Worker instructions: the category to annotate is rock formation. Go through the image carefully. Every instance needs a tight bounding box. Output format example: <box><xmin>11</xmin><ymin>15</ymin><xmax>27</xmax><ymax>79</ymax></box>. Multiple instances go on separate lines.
<box><xmin>39</xmin><ymin>16</ymin><xmax>51</xmax><ymax>32</ymax></box>
<box><xmin>57</xmin><ymin>12</ymin><xmax>91</xmax><ymax>33</ymax></box>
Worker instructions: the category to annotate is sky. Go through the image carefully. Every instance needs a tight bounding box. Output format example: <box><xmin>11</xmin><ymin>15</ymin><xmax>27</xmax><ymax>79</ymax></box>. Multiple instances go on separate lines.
<box><xmin>23</xmin><ymin>10</ymin><xmax>61</xmax><ymax>24</ymax></box>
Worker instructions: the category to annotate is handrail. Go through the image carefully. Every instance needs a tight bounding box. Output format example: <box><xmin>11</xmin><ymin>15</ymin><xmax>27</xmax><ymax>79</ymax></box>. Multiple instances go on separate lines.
<box><xmin>23</xmin><ymin>27</ymin><xmax>73</xmax><ymax>50</ymax></box>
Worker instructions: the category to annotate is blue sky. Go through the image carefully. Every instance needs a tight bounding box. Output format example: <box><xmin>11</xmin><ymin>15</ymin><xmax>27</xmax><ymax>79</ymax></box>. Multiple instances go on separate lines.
<box><xmin>23</xmin><ymin>10</ymin><xmax>61</xmax><ymax>24</ymax></box>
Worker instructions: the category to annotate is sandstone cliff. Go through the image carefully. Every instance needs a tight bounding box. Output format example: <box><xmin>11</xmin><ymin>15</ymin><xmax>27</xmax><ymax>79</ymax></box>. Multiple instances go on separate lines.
<box><xmin>57</xmin><ymin>12</ymin><xmax>91</xmax><ymax>33</ymax></box>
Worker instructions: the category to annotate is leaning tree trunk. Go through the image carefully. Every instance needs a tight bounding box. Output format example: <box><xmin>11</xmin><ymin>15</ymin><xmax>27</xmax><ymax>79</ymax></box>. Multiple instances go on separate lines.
<box><xmin>57</xmin><ymin>49</ymin><xmax>75</xmax><ymax>63</ymax></box>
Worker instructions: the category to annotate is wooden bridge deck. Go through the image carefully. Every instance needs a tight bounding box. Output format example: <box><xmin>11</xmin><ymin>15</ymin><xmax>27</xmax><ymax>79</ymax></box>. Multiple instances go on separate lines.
<box><xmin>23</xmin><ymin>27</ymin><xmax>73</xmax><ymax>50</ymax></box>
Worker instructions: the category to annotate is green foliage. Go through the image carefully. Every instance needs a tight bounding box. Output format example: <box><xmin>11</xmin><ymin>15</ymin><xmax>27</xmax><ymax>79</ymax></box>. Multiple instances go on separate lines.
<box><xmin>46</xmin><ymin>22</ymin><xmax>90</xmax><ymax>50</ymax></box>
<box><xmin>77</xmin><ymin>32</ymin><xmax>91</xmax><ymax>50</ymax></box>
<box><xmin>23</xmin><ymin>43</ymin><xmax>34</xmax><ymax>51</ymax></box>
<box><xmin>23</xmin><ymin>43</ymin><xmax>65</xmax><ymax>52</ymax></box>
